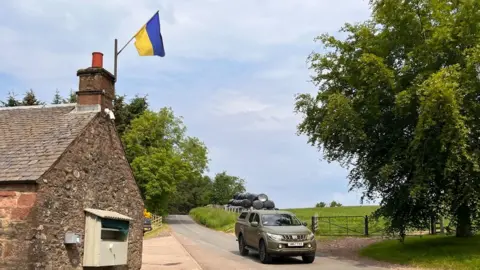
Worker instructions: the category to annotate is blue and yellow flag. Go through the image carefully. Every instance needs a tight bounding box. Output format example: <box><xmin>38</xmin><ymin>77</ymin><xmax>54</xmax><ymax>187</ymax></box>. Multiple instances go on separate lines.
<box><xmin>134</xmin><ymin>11</ymin><xmax>165</xmax><ymax>57</ymax></box>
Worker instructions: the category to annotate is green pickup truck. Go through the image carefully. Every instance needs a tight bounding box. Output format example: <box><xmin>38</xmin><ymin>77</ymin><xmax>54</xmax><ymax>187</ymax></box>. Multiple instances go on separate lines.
<box><xmin>234</xmin><ymin>209</ymin><xmax>316</xmax><ymax>264</ymax></box>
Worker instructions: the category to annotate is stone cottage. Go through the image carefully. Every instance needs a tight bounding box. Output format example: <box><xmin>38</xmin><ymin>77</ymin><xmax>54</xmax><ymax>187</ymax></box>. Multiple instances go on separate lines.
<box><xmin>0</xmin><ymin>52</ymin><xmax>144</xmax><ymax>269</ymax></box>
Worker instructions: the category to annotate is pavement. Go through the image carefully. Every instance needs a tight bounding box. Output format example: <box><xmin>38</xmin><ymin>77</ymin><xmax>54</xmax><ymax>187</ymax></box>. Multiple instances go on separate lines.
<box><xmin>161</xmin><ymin>215</ymin><xmax>391</xmax><ymax>270</ymax></box>
<box><xmin>141</xmin><ymin>234</ymin><xmax>202</xmax><ymax>270</ymax></box>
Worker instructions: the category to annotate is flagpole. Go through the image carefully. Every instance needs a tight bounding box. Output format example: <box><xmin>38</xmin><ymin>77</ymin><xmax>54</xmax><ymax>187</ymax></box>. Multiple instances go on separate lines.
<box><xmin>117</xmin><ymin>35</ymin><xmax>136</xmax><ymax>56</ymax></box>
<box><xmin>114</xmin><ymin>39</ymin><xmax>118</xmax><ymax>81</ymax></box>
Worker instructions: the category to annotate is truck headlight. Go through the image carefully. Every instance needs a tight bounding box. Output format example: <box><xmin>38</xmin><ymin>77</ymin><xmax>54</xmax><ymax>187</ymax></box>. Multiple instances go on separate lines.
<box><xmin>266</xmin><ymin>233</ymin><xmax>283</xmax><ymax>241</ymax></box>
<box><xmin>307</xmin><ymin>232</ymin><xmax>315</xmax><ymax>240</ymax></box>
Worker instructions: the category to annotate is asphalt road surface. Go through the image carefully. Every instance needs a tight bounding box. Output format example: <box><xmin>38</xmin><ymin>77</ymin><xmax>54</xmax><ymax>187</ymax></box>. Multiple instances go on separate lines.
<box><xmin>167</xmin><ymin>215</ymin><xmax>389</xmax><ymax>270</ymax></box>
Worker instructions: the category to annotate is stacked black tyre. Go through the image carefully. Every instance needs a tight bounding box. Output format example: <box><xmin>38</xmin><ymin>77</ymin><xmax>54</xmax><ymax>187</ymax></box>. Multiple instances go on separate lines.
<box><xmin>228</xmin><ymin>192</ymin><xmax>276</xmax><ymax>210</ymax></box>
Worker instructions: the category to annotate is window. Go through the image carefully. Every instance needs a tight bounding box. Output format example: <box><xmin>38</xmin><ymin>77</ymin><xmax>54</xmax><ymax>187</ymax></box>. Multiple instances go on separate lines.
<box><xmin>248</xmin><ymin>213</ymin><xmax>256</xmax><ymax>223</ymax></box>
<box><xmin>253</xmin><ymin>213</ymin><xmax>260</xmax><ymax>223</ymax></box>
<box><xmin>239</xmin><ymin>212</ymin><xmax>248</xmax><ymax>219</ymax></box>
<box><xmin>261</xmin><ymin>214</ymin><xmax>302</xmax><ymax>226</ymax></box>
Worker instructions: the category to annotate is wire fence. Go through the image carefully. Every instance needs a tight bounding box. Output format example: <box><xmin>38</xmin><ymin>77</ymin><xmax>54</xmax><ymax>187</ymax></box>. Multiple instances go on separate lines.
<box><xmin>311</xmin><ymin>215</ymin><xmax>445</xmax><ymax>237</ymax></box>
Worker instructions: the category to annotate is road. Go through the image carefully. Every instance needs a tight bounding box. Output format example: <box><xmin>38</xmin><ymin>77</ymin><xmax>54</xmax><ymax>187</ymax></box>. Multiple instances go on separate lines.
<box><xmin>166</xmin><ymin>215</ymin><xmax>389</xmax><ymax>270</ymax></box>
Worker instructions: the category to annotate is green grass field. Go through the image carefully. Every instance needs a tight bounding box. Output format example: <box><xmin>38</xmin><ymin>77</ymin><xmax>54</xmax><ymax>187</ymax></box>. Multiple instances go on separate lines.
<box><xmin>360</xmin><ymin>235</ymin><xmax>480</xmax><ymax>270</ymax></box>
<box><xmin>287</xmin><ymin>206</ymin><xmax>381</xmax><ymax>236</ymax></box>
<box><xmin>286</xmin><ymin>205</ymin><xmax>379</xmax><ymax>219</ymax></box>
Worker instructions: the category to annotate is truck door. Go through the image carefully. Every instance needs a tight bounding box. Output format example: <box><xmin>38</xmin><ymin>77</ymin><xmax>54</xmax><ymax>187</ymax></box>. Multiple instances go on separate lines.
<box><xmin>251</xmin><ymin>213</ymin><xmax>261</xmax><ymax>249</ymax></box>
<box><xmin>245</xmin><ymin>213</ymin><xmax>257</xmax><ymax>246</ymax></box>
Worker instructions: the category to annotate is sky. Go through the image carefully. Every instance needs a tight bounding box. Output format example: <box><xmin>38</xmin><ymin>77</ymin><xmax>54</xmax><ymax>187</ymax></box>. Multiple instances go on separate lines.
<box><xmin>0</xmin><ymin>0</ymin><xmax>378</xmax><ymax>208</ymax></box>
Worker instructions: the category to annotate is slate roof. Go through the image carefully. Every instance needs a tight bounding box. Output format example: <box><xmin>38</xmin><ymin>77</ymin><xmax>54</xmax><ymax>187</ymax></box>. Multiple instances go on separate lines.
<box><xmin>0</xmin><ymin>104</ymin><xmax>98</xmax><ymax>182</ymax></box>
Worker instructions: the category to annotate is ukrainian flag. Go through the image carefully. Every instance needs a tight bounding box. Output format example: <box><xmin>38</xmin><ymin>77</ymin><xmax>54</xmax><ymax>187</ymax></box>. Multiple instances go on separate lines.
<box><xmin>134</xmin><ymin>11</ymin><xmax>165</xmax><ymax>57</ymax></box>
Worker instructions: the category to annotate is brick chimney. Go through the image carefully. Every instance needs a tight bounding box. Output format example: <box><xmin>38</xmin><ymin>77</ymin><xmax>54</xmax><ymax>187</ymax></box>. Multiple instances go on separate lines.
<box><xmin>76</xmin><ymin>52</ymin><xmax>116</xmax><ymax>110</ymax></box>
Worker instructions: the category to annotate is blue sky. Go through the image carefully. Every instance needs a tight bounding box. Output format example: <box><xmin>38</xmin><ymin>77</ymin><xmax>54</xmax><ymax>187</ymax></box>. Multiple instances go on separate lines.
<box><xmin>0</xmin><ymin>0</ymin><xmax>378</xmax><ymax>208</ymax></box>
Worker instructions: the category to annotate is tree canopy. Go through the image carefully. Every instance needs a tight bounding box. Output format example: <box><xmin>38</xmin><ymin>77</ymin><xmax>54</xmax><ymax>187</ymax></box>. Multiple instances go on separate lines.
<box><xmin>315</xmin><ymin>202</ymin><xmax>326</xmax><ymax>208</ymax></box>
<box><xmin>295</xmin><ymin>0</ymin><xmax>480</xmax><ymax>238</ymax></box>
<box><xmin>0</xmin><ymin>91</ymin><xmax>21</xmax><ymax>107</ymax></box>
<box><xmin>113</xmin><ymin>94</ymin><xmax>148</xmax><ymax>136</ymax></box>
<box><xmin>329</xmin><ymin>201</ymin><xmax>343</xmax><ymax>208</ymax></box>
<box><xmin>210</xmin><ymin>171</ymin><xmax>246</xmax><ymax>205</ymax></box>
<box><xmin>1</xmin><ymin>90</ymin><xmax>46</xmax><ymax>107</ymax></box>
<box><xmin>22</xmin><ymin>89</ymin><xmax>44</xmax><ymax>106</ymax></box>
<box><xmin>122</xmin><ymin>107</ymin><xmax>211</xmax><ymax>215</ymax></box>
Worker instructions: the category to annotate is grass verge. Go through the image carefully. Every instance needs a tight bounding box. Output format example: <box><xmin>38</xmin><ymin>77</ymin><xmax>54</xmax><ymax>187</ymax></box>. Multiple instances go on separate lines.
<box><xmin>143</xmin><ymin>224</ymin><xmax>171</xmax><ymax>240</ymax></box>
<box><xmin>360</xmin><ymin>235</ymin><xmax>480</xmax><ymax>270</ymax></box>
<box><xmin>189</xmin><ymin>207</ymin><xmax>238</xmax><ymax>233</ymax></box>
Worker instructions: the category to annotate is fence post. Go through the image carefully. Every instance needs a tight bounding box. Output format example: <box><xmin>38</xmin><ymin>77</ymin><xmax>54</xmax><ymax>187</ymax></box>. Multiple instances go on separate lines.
<box><xmin>364</xmin><ymin>215</ymin><xmax>369</xmax><ymax>236</ymax></box>
<box><xmin>328</xmin><ymin>217</ymin><xmax>331</xmax><ymax>234</ymax></box>
<box><xmin>311</xmin><ymin>214</ymin><xmax>318</xmax><ymax>233</ymax></box>
<box><xmin>346</xmin><ymin>216</ymin><xmax>349</xmax><ymax>236</ymax></box>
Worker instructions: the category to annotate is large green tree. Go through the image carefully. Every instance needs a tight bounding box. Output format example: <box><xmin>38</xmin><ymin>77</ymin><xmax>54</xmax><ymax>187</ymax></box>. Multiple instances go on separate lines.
<box><xmin>210</xmin><ymin>171</ymin><xmax>246</xmax><ymax>205</ymax></box>
<box><xmin>122</xmin><ymin>107</ymin><xmax>209</xmax><ymax>215</ymax></box>
<box><xmin>295</xmin><ymin>0</ymin><xmax>480</xmax><ymax>238</ymax></box>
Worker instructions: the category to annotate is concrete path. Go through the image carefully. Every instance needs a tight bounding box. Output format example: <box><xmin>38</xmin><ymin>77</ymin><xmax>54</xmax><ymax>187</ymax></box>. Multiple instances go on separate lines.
<box><xmin>142</xmin><ymin>234</ymin><xmax>202</xmax><ymax>270</ymax></box>
<box><xmin>166</xmin><ymin>215</ymin><xmax>390</xmax><ymax>270</ymax></box>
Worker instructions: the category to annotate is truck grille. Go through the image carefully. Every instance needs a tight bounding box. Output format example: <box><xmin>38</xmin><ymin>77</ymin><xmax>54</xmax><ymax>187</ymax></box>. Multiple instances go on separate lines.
<box><xmin>282</xmin><ymin>234</ymin><xmax>307</xmax><ymax>241</ymax></box>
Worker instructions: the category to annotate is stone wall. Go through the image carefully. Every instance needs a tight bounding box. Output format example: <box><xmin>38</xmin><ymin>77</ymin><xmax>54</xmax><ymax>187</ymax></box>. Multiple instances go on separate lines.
<box><xmin>0</xmin><ymin>184</ymin><xmax>37</xmax><ymax>269</ymax></box>
<box><xmin>1</xmin><ymin>113</ymin><xmax>144</xmax><ymax>269</ymax></box>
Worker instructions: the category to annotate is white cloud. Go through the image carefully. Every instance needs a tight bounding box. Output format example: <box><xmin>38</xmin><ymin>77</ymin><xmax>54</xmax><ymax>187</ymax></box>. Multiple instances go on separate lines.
<box><xmin>210</xmin><ymin>90</ymin><xmax>272</xmax><ymax>115</ymax></box>
<box><xmin>207</xmin><ymin>90</ymin><xmax>299</xmax><ymax>132</ymax></box>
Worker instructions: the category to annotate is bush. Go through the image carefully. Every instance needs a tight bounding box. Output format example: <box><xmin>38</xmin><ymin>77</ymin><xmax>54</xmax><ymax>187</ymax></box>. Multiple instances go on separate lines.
<box><xmin>329</xmin><ymin>200</ymin><xmax>343</xmax><ymax>207</ymax></box>
<box><xmin>189</xmin><ymin>207</ymin><xmax>238</xmax><ymax>232</ymax></box>
<box><xmin>315</xmin><ymin>202</ymin><xmax>326</xmax><ymax>208</ymax></box>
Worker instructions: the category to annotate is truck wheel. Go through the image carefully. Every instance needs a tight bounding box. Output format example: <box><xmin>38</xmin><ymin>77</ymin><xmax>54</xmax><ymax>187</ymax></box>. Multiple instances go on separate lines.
<box><xmin>302</xmin><ymin>254</ymin><xmax>315</xmax><ymax>263</ymax></box>
<box><xmin>259</xmin><ymin>240</ymin><xmax>272</xmax><ymax>264</ymax></box>
<box><xmin>238</xmin><ymin>235</ymin><xmax>249</xmax><ymax>256</ymax></box>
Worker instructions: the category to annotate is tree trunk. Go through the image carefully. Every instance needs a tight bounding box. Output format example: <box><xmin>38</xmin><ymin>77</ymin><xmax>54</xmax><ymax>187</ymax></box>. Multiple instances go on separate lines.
<box><xmin>455</xmin><ymin>203</ymin><xmax>473</xmax><ymax>237</ymax></box>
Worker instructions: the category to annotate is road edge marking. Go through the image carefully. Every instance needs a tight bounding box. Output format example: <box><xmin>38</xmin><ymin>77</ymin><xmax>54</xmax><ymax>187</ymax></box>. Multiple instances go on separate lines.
<box><xmin>171</xmin><ymin>230</ymin><xmax>204</xmax><ymax>270</ymax></box>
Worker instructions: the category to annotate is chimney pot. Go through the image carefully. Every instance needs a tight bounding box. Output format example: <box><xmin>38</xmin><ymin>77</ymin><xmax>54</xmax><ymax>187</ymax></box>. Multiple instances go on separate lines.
<box><xmin>92</xmin><ymin>52</ymin><xmax>103</xmax><ymax>68</ymax></box>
